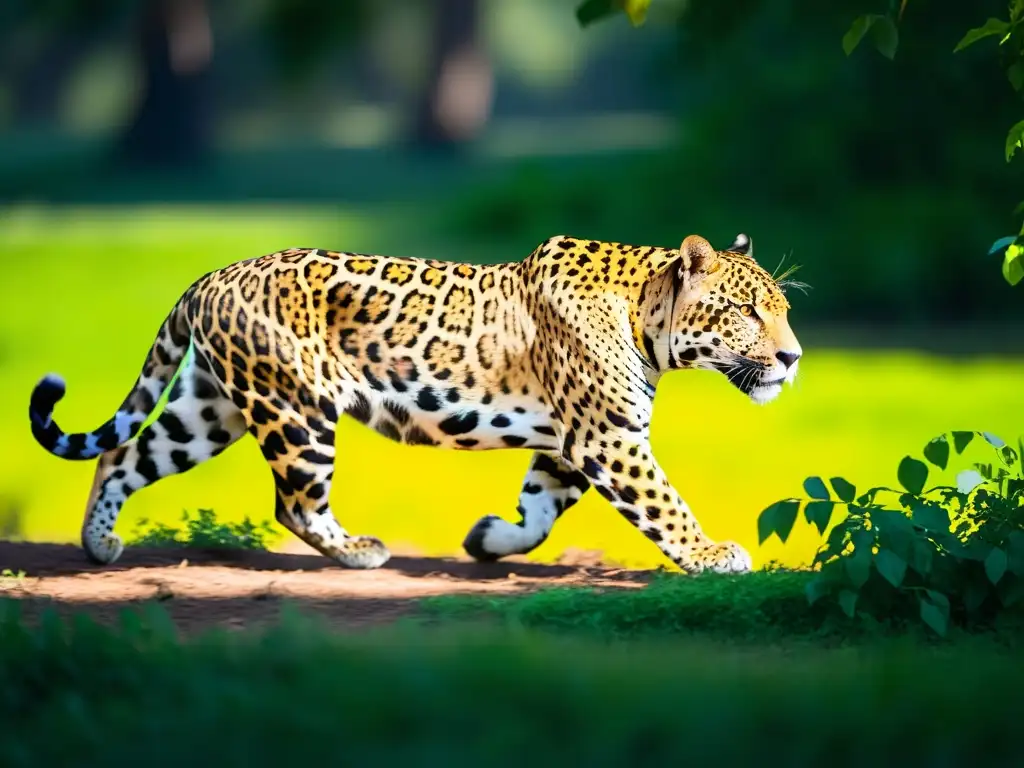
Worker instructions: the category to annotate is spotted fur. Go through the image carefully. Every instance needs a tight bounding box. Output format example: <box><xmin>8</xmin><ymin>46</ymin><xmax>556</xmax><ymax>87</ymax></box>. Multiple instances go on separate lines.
<box><xmin>29</xmin><ymin>233</ymin><xmax>802</xmax><ymax>573</ymax></box>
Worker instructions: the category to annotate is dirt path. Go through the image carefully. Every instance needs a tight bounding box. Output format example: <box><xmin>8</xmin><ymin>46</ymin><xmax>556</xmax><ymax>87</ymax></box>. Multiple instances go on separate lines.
<box><xmin>0</xmin><ymin>541</ymin><xmax>655</xmax><ymax>634</ymax></box>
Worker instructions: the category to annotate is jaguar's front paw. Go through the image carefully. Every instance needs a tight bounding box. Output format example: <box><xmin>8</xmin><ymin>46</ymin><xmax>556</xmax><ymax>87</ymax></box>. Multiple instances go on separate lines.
<box><xmin>82</xmin><ymin>530</ymin><xmax>124</xmax><ymax>565</ymax></box>
<box><xmin>690</xmin><ymin>541</ymin><xmax>752</xmax><ymax>574</ymax></box>
<box><xmin>334</xmin><ymin>536</ymin><xmax>391</xmax><ymax>569</ymax></box>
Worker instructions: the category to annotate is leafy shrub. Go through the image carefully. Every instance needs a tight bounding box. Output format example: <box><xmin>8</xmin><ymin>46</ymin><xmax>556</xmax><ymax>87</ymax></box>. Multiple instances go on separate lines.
<box><xmin>759</xmin><ymin>431</ymin><xmax>1024</xmax><ymax>636</ymax></box>
<box><xmin>128</xmin><ymin>508</ymin><xmax>277</xmax><ymax>551</ymax></box>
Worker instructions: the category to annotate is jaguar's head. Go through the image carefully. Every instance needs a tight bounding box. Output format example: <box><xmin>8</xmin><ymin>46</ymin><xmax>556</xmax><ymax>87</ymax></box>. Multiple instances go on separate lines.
<box><xmin>644</xmin><ymin>233</ymin><xmax>804</xmax><ymax>404</ymax></box>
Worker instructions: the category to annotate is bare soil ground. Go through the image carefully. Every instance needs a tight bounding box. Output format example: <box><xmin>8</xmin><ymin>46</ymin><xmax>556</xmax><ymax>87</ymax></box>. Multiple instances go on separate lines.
<box><xmin>0</xmin><ymin>541</ymin><xmax>655</xmax><ymax>634</ymax></box>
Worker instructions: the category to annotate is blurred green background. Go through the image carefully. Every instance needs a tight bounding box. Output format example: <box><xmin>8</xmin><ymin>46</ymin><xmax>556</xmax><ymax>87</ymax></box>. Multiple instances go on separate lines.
<box><xmin>1</xmin><ymin>0</ymin><xmax>1022</xmax><ymax>569</ymax></box>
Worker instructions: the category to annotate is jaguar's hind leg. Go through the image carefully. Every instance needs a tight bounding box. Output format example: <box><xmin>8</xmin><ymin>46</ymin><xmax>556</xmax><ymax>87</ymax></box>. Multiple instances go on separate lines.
<box><xmin>463</xmin><ymin>452</ymin><xmax>590</xmax><ymax>561</ymax></box>
<box><xmin>252</xmin><ymin>398</ymin><xmax>390</xmax><ymax>569</ymax></box>
<box><xmin>81</xmin><ymin>358</ymin><xmax>247</xmax><ymax>564</ymax></box>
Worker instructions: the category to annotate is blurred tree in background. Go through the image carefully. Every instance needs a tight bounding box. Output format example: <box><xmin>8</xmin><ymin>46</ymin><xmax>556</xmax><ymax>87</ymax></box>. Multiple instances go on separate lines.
<box><xmin>1</xmin><ymin>0</ymin><xmax>493</xmax><ymax>165</ymax></box>
<box><xmin>411</xmin><ymin>0</ymin><xmax>492</xmax><ymax>148</ymax></box>
<box><xmin>116</xmin><ymin>0</ymin><xmax>214</xmax><ymax>166</ymax></box>
<box><xmin>0</xmin><ymin>0</ymin><xmax>1021</xmax><ymax>327</ymax></box>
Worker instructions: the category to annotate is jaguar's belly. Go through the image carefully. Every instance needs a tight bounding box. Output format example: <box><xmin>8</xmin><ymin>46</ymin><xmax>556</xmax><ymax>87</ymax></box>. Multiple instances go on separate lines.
<box><xmin>343</xmin><ymin>385</ymin><xmax>559</xmax><ymax>452</ymax></box>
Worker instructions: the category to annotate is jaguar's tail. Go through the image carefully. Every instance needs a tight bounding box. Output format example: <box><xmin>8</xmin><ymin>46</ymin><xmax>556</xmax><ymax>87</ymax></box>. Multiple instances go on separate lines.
<box><xmin>29</xmin><ymin>287</ymin><xmax>198</xmax><ymax>460</ymax></box>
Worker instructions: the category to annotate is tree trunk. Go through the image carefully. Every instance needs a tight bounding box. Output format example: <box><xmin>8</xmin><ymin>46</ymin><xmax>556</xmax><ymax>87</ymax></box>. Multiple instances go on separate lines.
<box><xmin>115</xmin><ymin>0</ymin><xmax>214</xmax><ymax>168</ymax></box>
<box><xmin>411</xmin><ymin>0</ymin><xmax>493</xmax><ymax>150</ymax></box>
<box><xmin>13</xmin><ymin>30</ymin><xmax>99</xmax><ymax>125</ymax></box>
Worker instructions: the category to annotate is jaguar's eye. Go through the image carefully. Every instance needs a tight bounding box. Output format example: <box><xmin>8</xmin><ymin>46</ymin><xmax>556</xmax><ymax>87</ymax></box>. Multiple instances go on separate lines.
<box><xmin>739</xmin><ymin>304</ymin><xmax>753</xmax><ymax>317</ymax></box>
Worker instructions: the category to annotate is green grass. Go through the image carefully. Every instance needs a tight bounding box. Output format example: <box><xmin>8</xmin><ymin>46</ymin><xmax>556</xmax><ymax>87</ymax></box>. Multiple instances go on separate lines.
<box><xmin>1</xmin><ymin>204</ymin><xmax>1023</xmax><ymax>569</ymax></box>
<box><xmin>1</xmin><ymin>601</ymin><xmax>1023</xmax><ymax>767</ymax></box>
<box><xmin>420</xmin><ymin>569</ymin><xmax>1024</xmax><ymax>645</ymax></box>
<box><xmin>127</xmin><ymin>508</ymin><xmax>278</xmax><ymax>550</ymax></box>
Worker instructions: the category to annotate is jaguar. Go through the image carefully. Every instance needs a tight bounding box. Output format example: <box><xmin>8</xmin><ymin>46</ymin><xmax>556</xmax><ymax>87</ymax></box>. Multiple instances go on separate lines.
<box><xmin>29</xmin><ymin>232</ymin><xmax>802</xmax><ymax>573</ymax></box>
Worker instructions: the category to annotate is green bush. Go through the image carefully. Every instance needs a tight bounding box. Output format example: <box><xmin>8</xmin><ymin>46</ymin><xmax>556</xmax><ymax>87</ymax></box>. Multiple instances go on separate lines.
<box><xmin>759</xmin><ymin>430</ymin><xmax>1024</xmax><ymax>635</ymax></box>
<box><xmin>128</xmin><ymin>508</ymin><xmax>277</xmax><ymax>551</ymax></box>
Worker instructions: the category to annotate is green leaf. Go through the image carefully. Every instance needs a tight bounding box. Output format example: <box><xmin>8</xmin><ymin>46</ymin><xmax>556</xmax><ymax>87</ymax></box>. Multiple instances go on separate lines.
<box><xmin>990</xmin><ymin>236</ymin><xmax>1018</xmax><ymax>254</ymax></box>
<box><xmin>1006</xmin><ymin>119</ymin><xmax>1024</xmax><ymax>163</ymax></box>
<box><xmin>953</xmin><ymin>18</ymin><xmax>1010</xmax><ymax>52</ymax></box>
<box><xmin>852</xmin><ymin>528</ymin><xmax>874</xmax><ymax>551</ymax></box>
<box><xmin>803</xmin><ymin>501</ymin><xmax>835</xmax><ymax>536</ymax></box>
<box><xmin>1007</xmin><ymin>531</ymin><xmax>1024</xmax><ymax>576</ymax></box>
<box><xmin>874</xmin><ymin>549</ymin><xmax>907</xmax><ymax>587</ymax></box>
<box><xmin>1009</xmin><ymin>61</ymin><xmax>1024</xmax><ymax>93</ymax></box>
<box><xmin>910</xmin><ymin>538</ymin><xmax>934</xmax><ymax>576</ymax></box>
<box><xmin>983</xmin><ymin>431</ymin><xmax>1007</xmax><ymax>449</ymax></box>
<box><xmin>830</xmin><ymin>477</ymin><xmax>856</xmax><ymax>503</ymax></box>
<box><xmin>956</xmin><ymin>469</ymin><xmax>986</xmax><ymax>494</ymax></box>
<box><xmin>1004</xmin><ymin>243</ymin><xmax>1024</xmax><ymax>286</ymax></box>
<box><xmin>844</xmin><ymin>531</ymin><xmax>874</xmax><ymax>587</ymax></box>
<box><xmin>871</xmin><ymin>508</ymin><xmax>917</xmax><ymax>559</ymax></box>
<box><xmin>999</xmin><ymin>577</ymin><xmax>1024</xmax><ymax>608</ymax></box>
<box><xmin>805</xmin><ymin>574</ymin><xmax>832</xmax><ymax>605</ymax></box>
<box><xmin>575</xmin><ymin>0</ymin><xmax>617</xmax><ymax>27</ymax></box>
<box><xmin>952</xmin><ymin>431</ymin><xmax>974</xmax><ymax>454</ymax></box>
<box><xmin>842</xmin><ymin>15</ymin><xmax>879</xmax><ymax>56</ymax></box>
<box><xmin>870</xmin><ymin>15</ymin><xmax>899</xmax><ymax>60</ymax></box>
<box><xmin>838</xmin><ymin>589</ymin><xmax>858</xmax><ymax>618</ymax></box>
<box><xmin>964</xmin><ymin>578</ymin><xmax>990</xmax><ymax>615</ymax></box>
<box><xmin>986</xmin><ymin>547</ymin><xmax>1008</xmax><ymax>585</ymax></box>
<box><xmin>757</xmin><ymin>499</ymin><xmax>800</xmax><ymax>544</ymax></box>
<box><xmin>897</xmin><ymin>456</ymin><xmax>928</xmax><ymax>495</ymax></box>
<box><xmin>803</xmin><ymin>476</ymin><xmax>831</xmax><ymax>500</ymax></box>
<box><xmin>1000</xmin><ymin>446</ymin><xmax>1019</xmax><ymax>470</ymax></box>
<box><xmin>1008</xmin><ymin>478</ymin><xmax>1024</xmax><ymax>502</ymax></box>
<box><xmin>821</xmin><ymin>516</ymin><xmax>855</xmax><ymax>560</ymax></box>
<box><xmin>919</xmin><ymin>592</ymin><xmax>950</xmax><ymax>636</ymax></box>
<box><xmin>911</xmin><ymin>501</ymin><xmax>950</xmax><ymax>532</ymax></box>
<box><xmin>923</xmin><ymin>436</ymin><xmax>950</xmax><ymax>469</ymax></box>
<box><xmin>855</xmin><ymin>486</ymin><xmax>888</xmax><ymax>505</ymax></box>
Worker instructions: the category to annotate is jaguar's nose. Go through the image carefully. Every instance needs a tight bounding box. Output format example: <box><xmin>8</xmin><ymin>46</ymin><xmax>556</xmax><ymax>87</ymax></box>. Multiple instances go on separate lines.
<box><xmin>776</xmin><ymin>350</ymin><xmax>801</xmax><ymax>370</ymax></box>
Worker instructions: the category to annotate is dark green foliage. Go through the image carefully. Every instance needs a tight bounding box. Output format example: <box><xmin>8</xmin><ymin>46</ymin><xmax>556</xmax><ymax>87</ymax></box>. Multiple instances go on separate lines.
<box><xmin>842</xmin><ymin>13</ymin><xmax>899</xmax><ymax>59</ymax></box>
<box><xmin>128</xmin><ymin>508</ymin><xmax>277</xmax><ymax>551</ymax></box>
<box><xmin>421</xmin><ymin>567</ymin><xmax>1024</xmax><ymax>645</ymax></box>
<box><xmin>574</xmin><ymin>0</ymin><xmax>1024</xmax><ymax>287</ymax></box>
<box><xmin>758</xmin><ymin>431</ymin><xmax>1024</xmax><ymax>636</ymax></box>
<box><xmin>0</xmin><ymin>601</ymin><xmax>1023</xmax><ymax>767</ymax></box>
<box><xmin>848</xmin><ymin>0</ymin><xmax>1024</xmax><ymax>285</ymax></box>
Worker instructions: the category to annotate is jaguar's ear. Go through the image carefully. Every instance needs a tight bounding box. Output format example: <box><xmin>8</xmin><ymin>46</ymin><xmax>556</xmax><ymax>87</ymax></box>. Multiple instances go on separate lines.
<box><xmin>726</xmin><ymin>233</ymin><xmax>753</xmax><ymax>258</ymax></box>
<box><xmin>678</xmin><ymin>234</ymin><xmax>720</xmax><ymax>275</ymax></box>
<box><xmin>675</xmin><ymin>234</ymin><xmax>721</xmax><ymax>295</ymax></box>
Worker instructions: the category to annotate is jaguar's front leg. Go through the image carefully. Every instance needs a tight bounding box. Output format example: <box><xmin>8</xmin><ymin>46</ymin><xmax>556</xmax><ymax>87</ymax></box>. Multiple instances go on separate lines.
<box><xmin>563</xmin><ymin>434</ymin><xmax>752</xmax><ymax>574</ymax></box>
